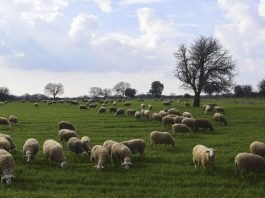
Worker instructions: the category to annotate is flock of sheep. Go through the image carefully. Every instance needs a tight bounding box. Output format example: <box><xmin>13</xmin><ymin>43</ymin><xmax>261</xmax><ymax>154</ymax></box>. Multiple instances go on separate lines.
<box><xmin>0</xmin><ymin>99</ymin><xmax>264</xmax><ymax>185</ymax></box>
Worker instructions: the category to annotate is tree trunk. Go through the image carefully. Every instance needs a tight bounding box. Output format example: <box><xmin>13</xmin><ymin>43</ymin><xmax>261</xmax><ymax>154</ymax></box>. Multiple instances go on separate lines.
<box><xmin>193</xmin><ymin>92</ymin><xmax>200</xmax><ymax>107</ymax></box>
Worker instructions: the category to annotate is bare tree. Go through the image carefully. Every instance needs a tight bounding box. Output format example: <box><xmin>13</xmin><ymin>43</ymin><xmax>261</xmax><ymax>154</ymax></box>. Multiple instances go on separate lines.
<box><xmin>174</xmin><ymin>36</ymin><xmax>235</xmax><ymax>107</ymax></box>
<box><xmin>44</xmin><ymin>83</ymin><xmax>64</xmax><ymax>99</ymax></box>
<box><xmin>0</xmin><ymin>87</ymin><xmax>9</xmax><ymax>95</ymax></box>
<box><xmin>113</xmin><ymin>82</ymin><xmax>130</xmax><ymax>97</ymax></box>
<box><xmin>89</xmin><ymin>87</ymin><xmax>103</xmax><ymax>98</ymax></box>
<box><xmin>102</xmin><ymin>88</ymin><xmax>112</xmax><ymax>98</ymax></box>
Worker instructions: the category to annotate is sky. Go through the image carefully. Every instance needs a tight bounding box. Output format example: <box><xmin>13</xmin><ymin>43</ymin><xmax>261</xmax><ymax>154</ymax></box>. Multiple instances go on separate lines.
<box><xmin>0</xmin><ymin>0</ymin><xmax>265</xmax><ymax>97</ymax></box>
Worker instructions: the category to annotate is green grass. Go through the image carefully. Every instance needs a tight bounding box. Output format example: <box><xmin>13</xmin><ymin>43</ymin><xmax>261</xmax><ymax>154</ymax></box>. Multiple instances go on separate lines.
<box><xmin>0</xmin><ymin>98</ymin><xmax>265</xmax><ymax>197</ymax></box>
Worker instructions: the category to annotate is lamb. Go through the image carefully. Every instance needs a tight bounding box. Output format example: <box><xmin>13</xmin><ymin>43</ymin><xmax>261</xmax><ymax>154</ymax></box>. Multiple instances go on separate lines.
<box><xmin>213</xmin><ymin>113</ymin><xmax>227</xmax><ymax>125</ymax></box>
<box><xmin>43</xmin><ymin>139</ymin><xmax>68</xmax><ymax>168</ymax></box>
<box><xmin>148</xmin><ymin>104</ymin><xmax>153</xmax><ymax>111</ymax></box>
<box><xmin>141</xmin><ymin>103</ymin><xmax>146</xmax><ymax>110</ymax></box>
<box><xmin>0</xmin><ymin>133</ymin><xmax>16</xmax><ymax>151</ymax></box>
<box><xmin>172</xmin><ymin>123</ymin><xmax>192</xmax><ymax>134</ymax></box>
<box><xmin>115</xmin><ymin>108</ymin><xmax>125</xmax><ymax>116</ymax></box>
<box><xmin>127</xmin><ymin>109</ymin><xmax>136</xmax><ymax>116</ymax></box>
<box><xmin>162</xmin><ymin>116</ymin><xmax>174</xmax><ymax>127</ymax></box>
<box><xmin>58</xmin><ymin>121</ymin><xmax>75</xmax><ymax>131</ymax></box>
<box><xmin>213</xmin><ymin>106</ymin><xmax>224</xmax><ymax>113</ymax></box>
<box><xmin>193</xmin><ymin>118</ymin><xmax>213</xmax><ymax>132</ymax></box>
<box><xmin>81</xmin><ymin>136</ymin><xmax>92</xmax><ymax>153</ymax></box>
<box><xmin>103</xmin><ymin>140</ymin><xmax>118</xmax><ymax>154</ymax></box>
<box><xmin>0</xmin><ymin>117</ymin><xmax>10</xmax><ymax>127</ymax></box>
<box><xmin>68</xmin><ymin>137</ymin><xmax>87</xmax><ymax>155</ymax></box>
<box><xmin>0</xmin><ymin>149</ymin><xmax>14</xmax><ymax>184</ymax></box>
<box><xmin>183</xmin><ymin>112</ymin><xmax>192</xmax><ymax>118</ymax></box>
<box><xmin>181</xmin><ymin>118</ymin><xmax>194</xmax><ymax>129</ymax></box>
<box><xmin>90</xmin><ymin>145</ymin><xmax>109</xmax><ymax>170</ymax></box>
<box><xmin>0</xmin><ymin>137</ymin><xmax>11</xmax><ymax>152</ymax></box>
<box><xmin>143</xmin><ymin>110</ymin><xmax>151</xmax><ymax>118</ymax></box>
<box><xmin>167</xmin><ymin>108</ymin><xmax>181</xmax><ymax>116</ymax></box>
<box><xmin>159</xmin><ymin>110</ymin><xmax>168</xmax><ymax>117</ymax></box>
<box><xmin>152</xmin><ymin>113</ymin><xmax>162</xmax><ymax>122</ymax></box>
<box><xmin>109</xmin><ymin>107</ymin><xmax>117</xmax><ymax>113</ymax></box>
<box><xmin>173</xmin><ymin>116</ymin><xmax>185</xmax><ymax>124</ymax></box>
<box><xmin>150</xmin><ymin>131</ymin><xmax>175</xmax><ymax>149</ymax></box>
<box><xmin>111</xmin><ymin>143</ymin><xmax>132</xmax><ymax>169</ymax></box>
<box><xmin>192</xmin><ymin>144</ymin><xmax>216</xmax><ymax>171</ymax></box>
<box><xmin>79</xmin><ymin>105</ymin><xmax>87</xmax><ymax>110</ymax></box>
<box><xmin>58</xmin><ymin>129</ymin><xmax>78</xmax><ymax>145</ymax></box>
<box><xmin>8</xmin><ymin>115</ymin><xmax>19</xmax><ymax>125</ymax></box>
<box><xmin>234</xmin><ymin>152</ymin><xmax>265</xmax><ymax>178</ymax></box>
<box><xmin>23</xmin><ymin>138</ymin><xmax>39</xmax><ymax>163</ymax></box>
<box><xmin>121</xmin><ymin>139</ymin><xmax>146</xmax><ymax>158</ymax></box>
<box><xmin>250</xmin><ymin>141</ymin><xmax>265</xmax><ymax>157</ymax></box>
<box><xmin>135</xmin><ymin>111</ymin><xmax>141</xmax><ymax>119</ymax></box>
<box><xmin>98</xmin><ymin>107</ymin><xmax>106</xmax><ymax>113</ymax></box>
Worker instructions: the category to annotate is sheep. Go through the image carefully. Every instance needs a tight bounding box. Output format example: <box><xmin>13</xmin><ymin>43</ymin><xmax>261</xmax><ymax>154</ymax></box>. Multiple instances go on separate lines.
<box><xmin>192</xmin><ymin>144</ymin><xmax>216</xmax><ymax>171</ymax></box>
<box><xmin>0</xmin><ymin>149</ymin><xmax>14</xmax><ymax>184</ymax></box>
<box><xmin>0</xmin><ymin>117</ymin><xmax>10</xmax><ymax>127</ymax></box>
<box><xmin>135</xmin><ymin>111</ymin><xmax>141</xmax><ymax>119</ymax></box>
<box><xmin>34</xmin><ymin>103</ymin><xmax>38</xmax><ymax>107</ymax></box>
<box><xmin>150</xmin><ymin>131</ymin><xmax>175</xmax><ymax>149</ymax></box>
<box><xmin>162</xmin><ymin>116</ymin><xmax>174</xmax><ymax>127</ymax></box>
<box><xmin>141</xmin><ymin>103</ymin><xmax>146</xmax><ymax>110</ymax></box>
<box><xmin>115</xmin><ymin>108</ymin><xmax>125</xmax><ymax>116</ymax></box>
<box><xmin>58</xmin><ymin>129</ymin><xmax>78</xmax><ymax>145</ymax></box>
<box><xmin>167</xmin><ymin>108</ymin><xmax>181</xmax><ymax>116</ymax></box>
<box><xmin>193</xmin><ymin>118</ymin><xmax>213</xmax><ymax>132</ymax></box>
<box><xmin>123</xmin><ymin>102</ymin><xmax>131</xmax><ymax>106</ymax></box>
<box><xmin>173</xmin><ymin>116</ymin><xmax>185</xmax><ymax>124</ymax></box>
<box><xmin>88</xmin><ymin>103</ymin><xmax>97</xmax><ymax>108</ymax></box>
<box><xmin>103</xmin><ymin>140</ymin><xmax>118</xmax><ymax>154</ymax></box>
<box><xmin>127</xmin><ymin>109</ymin><xmax>136</xmax><ymax>116</ymax></box>
<box><xmin>183</xmin><ymin>112</ymin><xmax>192</xmax><ymax>118</ymax></box>
<box><xmin>163</xmin><ymin>101</ymin><xmax>171</xmax><ymax>106</ymax></box>
<box><xmin>98</xmin><ymin>107</ymin><xmax>106</xmax><ymax>113</ymax></box>
<box><xmin>0</xmin><ymin>133</ymin><xmax>16</xmax><ymax>151</ymax></box>
<box><xmin>8</xmin><ymin>115</ymin><xmax>19</xmax><ymax>125</ymax></box>
<box><xmin>81</xmin><ymin>136</ymin><xmax>92</xmax><ymax>153</ymax></box>
<box><xmin>250</xmin><ymin>141</ymin><xmax>265</xmax><ymax>158</ymax></box>
<box><xmin>109</xmin><ymin>107</ymin><xmax>117</xmax><ymax>113</ymax></box>
<box><xmin>121</xmin><ymin>139</ymin><xmax>146</xmax><ymax>158</ymax></box>
<box><xmin>111</xmin><ymin>143</ymin><xmax>132</xmax><ymax>169</ymax></box>
<box><xmin>0</xmin><ymin>137</ymin><xmax>10</xmax><ymax>152</ymax></box>
<box><xmin>58</xmin><ymin>121</ymin><xmax>75</xmax><ymax>131</ymax></box>
<box><xmin>148</xmin><ymin>104</ymin><xmax>153</xmax><ymax>111</ymax></box>
<box><xmin>79</xmin><ymin>105</ymin><xmax>87</xmax><ymax>110</ymax></box>
<box><xmin>43</xmin><ymin>139</ymin><xmax>68</xmax><ymax>168</ymax></box>
<box><xmin>90</xmin><ymin>145</ymin><xmax>109</xmax><ymax>170</ymax></box>
<box><xmin>159</xmin><ymin>110</ymin><xmax>168</xmax><ymax>117</ymax></box>
<box><xmin>204</xmin><ymin>104</ymin><xmax>218</xmax><ymax>114</ymax></box>
<box><xmin>172</xmin><ymin>124</ymin><xmax>192</xmax><ymax>134</ymax></box>
<box><xmin>143</xmin><ymin>110</ymin><xmax>151</xmax><ymax>118</ymax></box>
<box><xmin>68</xmin><ymin>137</ymin><xmax>87</xmax><ymax>155</ymax></box>
<box><xmin>152</xmin><ymin>113</ymin><xmax>162</xmax><ymax>122</ymax></box>
<box><xmin>181</xmin><ymin>118</ymin><xmax>194</xmax><ymax>129</ymax></box>
<box><xmin>213</xmin><ymin>113</ymin><xmax>227</xmax><ymax>125</ymax></box>
<box><xmin>234</xmin><ymin>152</ymin><xmax>265</xmax><ymax>178</ymax></box>
<box><xmin>213</xmin><ymin>106</ymin><xmax>224</xmax><ymax>113</ymax></box>
<box><xmin>184</xmin><ymin>102</ymin><xmax>190</xmax><ymax>107</ymax></box>
<box><xmin>23</xmin><ymin>138</ymin><xmax>39</xmax><ymax>163</ymax></box>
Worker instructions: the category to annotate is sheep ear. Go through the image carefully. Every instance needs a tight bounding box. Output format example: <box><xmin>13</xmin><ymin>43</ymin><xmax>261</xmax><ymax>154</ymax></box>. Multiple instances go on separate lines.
<box><xmin>206</xmin><ymin>150</ymin><xmax>210</xmax><ymax>153</ymax></box>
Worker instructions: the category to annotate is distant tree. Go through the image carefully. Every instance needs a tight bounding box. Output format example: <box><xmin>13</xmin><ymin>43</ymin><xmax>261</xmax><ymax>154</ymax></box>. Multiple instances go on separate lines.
<box><xmin>125</xmin><ymin>88</ymin><xmax>137</xmax><ymax>98</ymax></box>
<box><xmin>0</xmin><ymin>87</ymin><xmax>10</xmax><ymax>101</ymax></box>
<box><xmin>234</xmin><ymin>85</ymin><xmax>252</xmax><ymax>97</ymax></box>
<box><xmin>174</xmin><ymin>36</ymin><xmax>235</xmax><ymax>107</ymax></box>
<box><xmin>258</xmin><ymin>79</ymin><xmax>265</xmax><ymax>96</ymax></box>
<box><xmin>102</xmin><ymin>88</ymin><xmax>112</xmax><ymax>98</ymax></box>
<box><xmin>242</xmin><ymin>85</ymin><xmax>252</xmax><ymax>97</ymax></box>
<box><xmin>183</xmin><ymin>93</ymin><xmax>191</xmax><ymax>99</ymax></box>
<box><xmin>203</xmin><ymin>83</ymin><xmax>226</xmax><ymax>96</ymax></box>
<box><xmin>149</xmin><ymin>81</ymin><xmax>164</xmax><ymax>98</ymax></box>
<box><xmin>113</xmin><ymin>82</ymin><xmax>130</xmax><ymax>97</ymax></box>
<box><xmin>89</xmin><ymin>87</ymin><xmax>103</xmax><ymax>98</ymax></box>
<box><xmin>44</xmin><ymin>83</ymin><xmax>64</xmax><ymax>99</ymax></box>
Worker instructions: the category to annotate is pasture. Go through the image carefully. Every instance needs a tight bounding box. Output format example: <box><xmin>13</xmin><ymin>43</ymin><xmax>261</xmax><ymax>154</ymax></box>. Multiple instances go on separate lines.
<box><xmin>0</xmin><ymin>98</ymin><xmax>265</xmax><ymax>198</ymax></box>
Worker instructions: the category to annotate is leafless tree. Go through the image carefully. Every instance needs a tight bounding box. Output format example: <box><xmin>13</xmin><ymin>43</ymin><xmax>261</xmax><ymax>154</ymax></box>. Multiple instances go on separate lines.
<box><xmin>44</xmin><ymin>83</ymin><xmax>64</xmax><ymax>99</ymax></box>
<box><xmin>113</xmin><ymin>82</ymin><xmax>130</xmax><ymax>97</ymax></box>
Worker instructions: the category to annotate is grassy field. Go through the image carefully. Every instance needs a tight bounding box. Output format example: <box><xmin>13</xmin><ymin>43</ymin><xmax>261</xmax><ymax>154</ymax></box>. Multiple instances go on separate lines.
<box><xmin>0</xmin><ymin>98</ymin><xmax>265</xmax><ymax>197</ymax></box>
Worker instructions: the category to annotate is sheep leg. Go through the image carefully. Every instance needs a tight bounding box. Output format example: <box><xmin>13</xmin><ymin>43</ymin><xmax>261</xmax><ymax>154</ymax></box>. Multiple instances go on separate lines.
<box><xmin>193</xmin><ymin>157</ymin><xmax>198</xmax><ymax>170</ymax></box>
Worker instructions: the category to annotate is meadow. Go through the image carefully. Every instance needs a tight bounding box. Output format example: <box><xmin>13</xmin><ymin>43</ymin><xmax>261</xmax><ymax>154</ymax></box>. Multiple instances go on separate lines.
<box><xmin>0</xmin><ymin>98</ymin><xmax>265</xmax><ymax>198</ymax></box>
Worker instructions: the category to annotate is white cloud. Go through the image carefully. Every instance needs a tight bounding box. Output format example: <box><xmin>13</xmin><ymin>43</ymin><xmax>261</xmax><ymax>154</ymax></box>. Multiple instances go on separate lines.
<box><xmin>93</xmin><ymin>0</ymin><xmax>112</xmax><ymax>13</ymax></box>
<box><xmin>120</xmin><ymin>0</ymin><xmax>164</xmax><ymax>4</ymax></box>
<box><xmin>259</xmin><ymin>0</ymin><xmax>265</xmax><ymax>17</ymax></box>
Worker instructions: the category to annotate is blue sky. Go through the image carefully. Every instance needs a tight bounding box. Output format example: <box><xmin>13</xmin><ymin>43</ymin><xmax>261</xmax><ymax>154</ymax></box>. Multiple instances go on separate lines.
<box><xmin>0</xmin><ymin>0</ymin><xmax>265</xmax><ymax>97</ymax></box>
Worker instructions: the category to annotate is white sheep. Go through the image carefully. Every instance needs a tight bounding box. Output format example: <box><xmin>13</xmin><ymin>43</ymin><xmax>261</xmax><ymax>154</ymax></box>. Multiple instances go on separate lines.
<box><xmin>148</xmin><ymin>104</ymin><xmax>153</xmax><ymax>111</ymax></box>
<box><xmin>213</xmin><ymin>113</ymin><xmax>227</xmax><ymax>125</ymax></box>
<box><xmin>81</xmin><ymin>136</ymin><xmax>92</xmax><ymax>153</ymax></box>
<box><xmin>167</xmin><ymin>108</ymin><xmax>180</xmax><ymax>115</ymax></box>
<box><xmin>103</xmin><ymin>140</ymin><xmax>118</xmax><ymax>154</ymax></box>
<box><xmin>121</xmin><ymin>139</ymin><xmax>146</xmax><ymax>158</ymax></box>
<box><xmin>8</xmin><ymin>115</ymin><xmax>19</xmax><ymax>125</ymax></box>
<box><xmin>90</xmin><ymin>145</ymin><xmax>109</xmax><ymax>171</ymax></box>
<box><xmin>183</xmin><ymin>112</ymin><xmax>192</xmax><ymax>118</ymax></box>
<box><xmin>250</xmin><ymin>141</ymin><xmax>265</xmax><ymax>158</ymax></box>
<box><xmin>135</xmin><ymin>111</ymin><xmax>141</xmax><ymax>119</ymax></box>
<box><xmin>58</xmin><ymin>129</ymin><xmax>78</xmax><ymax>145</ymax></box>
<box><xmin>0</xmin><ymin>117</ymin><xmax>10</xmax><ymax>127</ymax></box>
<box><xmin>141</xmin><ymin>103</ymin><xmax>146</xmax><ymax>110</ymax></box>
<box><xmin>143</xmin><ymin>110</ymin><xmax>151</xmax><ymax>118</ymax></box>
<box><xmin>115</xmin><ymin>108</ymin><xmax>125</xmax><ymax>116</ymax></box>
<box><xmin>23</xmin><ymin>138</ymin><xmax>39</xmax><ymax>163</ymax></box>
<box><xmin>43</xmin><ymin>139</ymin><xmax>68</xmax><ymax>168</ymax></box>
<box><xmin>58</xmin><ymin>121</ymin><xmax>75</xmax><ymax>131</ymax></box>
<box><xmin>68</xmin><ymin>137</ymin><xmax>87</xmax><ymax>155</ymax></box>
<box><xmin>0</xmin><ymin>149</ymin><xmax>14</xmax><ymax>184</ymax></box>
<box><xmin>150</xmin><ymin>131</ymin><xmax>175</xmax><ymax>149</ymax></box>
<box><xmin>162</xmin><ymin>116</ymin><xmax>174</xmax><ymax>127</ymax></box>
<box><xmin>98</xmin><ymin>107</ymin><xmax>106</xmax><ymax>113</ymax></box>
<box><xmin>0</xmin><ymin>137</ymin><xmax>10</xmax><ymax>152</ymax></box>
<box><xmin>192</xmin><ymin>144</ymin><xmax>216</xmax><ymax>171</ymax></box>
<box><xmin>172</xmin><ymin>124</ymin><xmax>192</xmax><ymax>134</ymax></box>
<box><xmin>0</xmin><ymin>133</ymin><xmax>16</xmax><ymax>151</ymax></box>
<box><xmin>111</xmin><ymin>143</ymin><xmax>132</xmax><ymax>169</ymax></box>
<box><xmin>181</xmin><ymin>118</ymin><xmax>194</xmax><ymax>129</ymax></box>
<box><xmin>152</xmin><ymin>113</ymin><xmax>162</xmax><ymax>122</ymax></box>
<box><xmin>193</xmin><ymin>119</ymin><xmax>213</xmax><ymax>132</ymax></box>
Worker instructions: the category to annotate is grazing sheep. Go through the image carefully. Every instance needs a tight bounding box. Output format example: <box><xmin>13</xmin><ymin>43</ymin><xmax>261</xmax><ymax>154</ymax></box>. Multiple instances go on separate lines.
<box><xmin>121</xmin><ymin>139</ymin><xmax>146</xmax><ymax>158</ymax></box>
<box><xmin>192</xmin><ymin>145</ymin><xmax>216</xmax><ymax>171</ymax></box>
<box><xmin>34</xmin><ymin>103</ymin><xmax>38</xmax><ymax>107</ymax></box>
<box><xmin>184</xmin><ymin>102</ymin><xmax>190</xmax><ymax>107</ymax></box>
<box><xmin>8</xmin><ymin>115</ymin><xmax>19</xmax><ymax>125</ymax></box>
<box><xmin>43</xmin><ymin>139</ymin><xmax>68</xmax><ymax>168</ymax></box>
<box><xmin>0</xmin><ymin>149</ymin><xmax>14</xmax><ymax>184</ymax></box>
<box><xmin>183</xmin><ymin>112</ymin><xmax>192</xmax><ymax>118</ymax></box>
<box><xmin>134</xmin><ymin>111</ymin><xmax>141</xmax><ymax>119</ymax></box>
<box><xmin>58</xmin><ymin>121</ymin><xmax>75</xmax><ymax>131</ymax></box>
<box><xmin>90</xmin><ymin>145</ymin><xmax>109</xmax><ymax>170</ymax></box>
<box><xmin>150</xmin><ymin>131</ymin><xmax>175</xmax><ymax>149</ymax></box>
<box><xmin>194</xmin><ymin>119</ymin><xmax>213</xmax><ymax>132</ymax></box>
<box><xmin>81</xmin><ymin>136</ymin><xmax>92</xmax><ymax>153</ymax></box>
<box><xmin>0</xmin><ymin>133</ymin><xmax>16</xmax><ymax>151</ymax></box>
<box><xmin>98</xmin><ymin>107</ymin><xmax>106</xmax><ymax>113</ymax></box>
<box><xmin>109</xmin><ymin>107</ymin><xmax>117</xmax><ymax>113</ymax></box>
<box><xmin>235</xmin><ymin>152</ymin><xmax>265</xmax><ymax>178</ymax></box>
<box><xmin>213</xmin><ymin>113</ymin><xmax>227</xmax><ymax>125</ymax></box>
<box><xmin>159</xmin><ymin>110</ymin><xmax>168</xmax><ymax>117</ymax></box>
<box><xmin>141</xmin><ymin>103</ymin><xmax>145</xmax><ymax>110</ymax></box>
<box><xmin>58</xmin><ymin>129</ymin><xmax>78</xmax><ymax>145</ymax></box>
<box><xmin>143</xmin><ymin>110</ymin><xmax>151</xmax><ymax>118</ymax></box>
<box><xmin>250</xmin><ymin>141</ymin><xmax>265</xmax><ymax>158</ymax></box>
<box><xmin>111</xmin><ymin>143</ymin><xmax>132</xmax><ymax>169</ymax></box>
<box><xmin>79</xmin><ymin>105</ymin><xmax>87</xmax><ymax>110</ymax></box>
<box><xmin>167</xmin><ymin>108</ymin><xmax>181</xmax><ymax>116</ymax></box>
<box><xmin>127</xmin><ymin>109</ymin><xmax>136</xmax><ymax>116</ymax></box>
<box><xmin>213</xmin><ymin>106</ymin><xmax>224</xmax><ymax>113</ymax></box>
<box><xmin>173</xmin><ymin>116</ymin><xmax>185</xmax><ymax>124</ymax></box>
<box><xmin>23</xmin><ymin>138</ymin><xmax>39</xmax><ymax>163</ymax></box>
<box><xmin>203</xmin><ymin>104</ymin><xmax>217</xmax><ymax>114</ymax></box>
<box><xmin>115</xmin><ymin>108</ymin><xmax>125</xmax><ymax>116</ymax></box>
<box><xmin>152</xmin><ymin>113</ymin><xmax>162</xmax><ymax>122</ymax></box>
<box><xmin>162</xmin><ymin>116</ymin><xmax>174</xmax><ymax>127</ymax></box>
<box><xmin>68</xmin><ymin>137</ymin><xmax>87</xmax><ymax>155</ymax></box>
<box><xmin>181</xmin><ymin>118</ymin><xmax>194</xmax><ymax>129</ymax></box>
<box><xmin>172</xmin><ymin>124</ymin><xmax>192</xmax><ymax>134</ymax></box>
<box><xmin>0</xmin><ymin>137</ymin><xmax>10</xmax><ymax>152</ymax></box>
<box><xmin>123</xmin><ymin>102</ymin><xmax>131</xmax><ymax>106</ymax></box>
<box><xmin>148</xmin><ymin>104</ymin><xmax>153</xmax><ymax>111</ymax></box>
<box><xmin>89</xmin><ymin>103</ymin><xmax>97</xmax><ymax>108</ymax></box>
<box><xmin>103</xmin><ymin>140</ymin><xmax>118</xmax><ymax>154</ymax></box>
<box><xmin>0</xmin><ymin>117</ymin><xmax>10</xmax><ymax>127</ymax></box>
